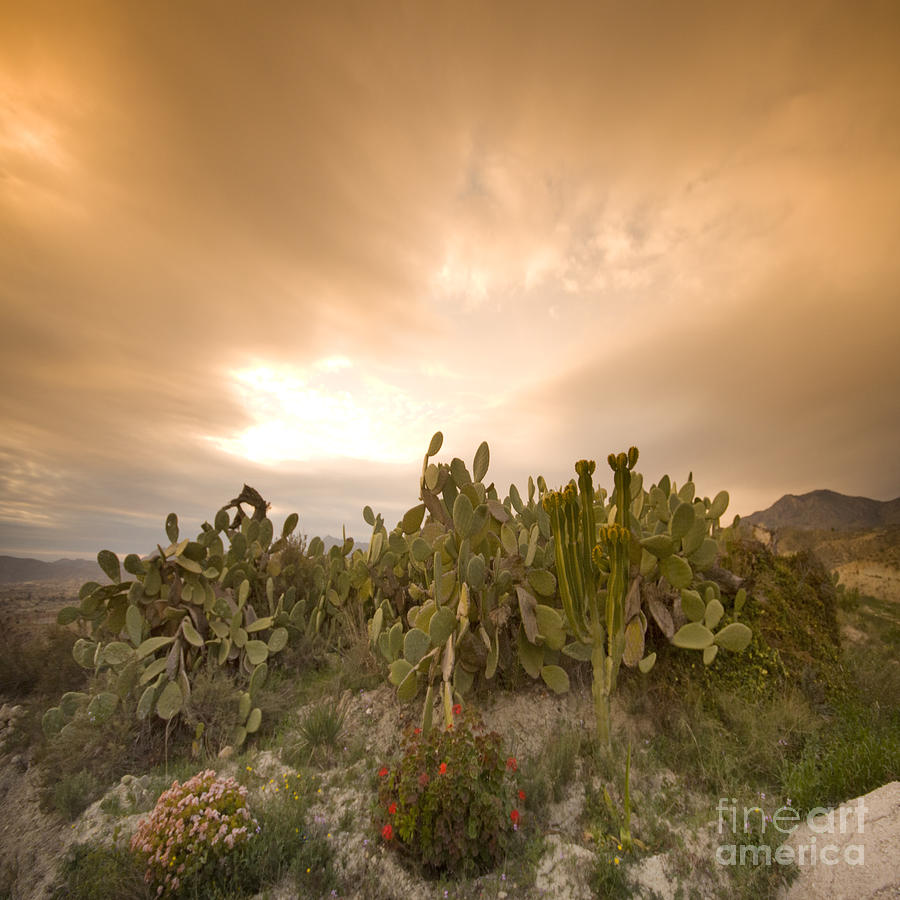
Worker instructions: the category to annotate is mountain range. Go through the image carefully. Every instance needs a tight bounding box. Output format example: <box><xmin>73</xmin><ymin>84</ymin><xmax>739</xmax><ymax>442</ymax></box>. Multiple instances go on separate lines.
<box><xmin>0</xmin><ymin>556</ymin><xmax>103</xmax><ymax>585</ymax></box>
<box><xmin>0</xmin><ymin>535</ymin><xmax>369</xmax><ymax>586</ymax></box>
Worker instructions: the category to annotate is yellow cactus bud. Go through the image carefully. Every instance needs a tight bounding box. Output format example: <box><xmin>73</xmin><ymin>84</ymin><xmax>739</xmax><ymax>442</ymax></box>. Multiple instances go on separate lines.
<box><xmin>598</xmin><ymin>523</ymin><xmax>628</xmax><ymax>546</ymax></box>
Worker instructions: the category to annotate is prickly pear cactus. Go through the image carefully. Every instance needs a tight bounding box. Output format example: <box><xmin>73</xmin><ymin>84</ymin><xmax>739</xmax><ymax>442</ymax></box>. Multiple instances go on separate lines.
<box><xmin>367</xmin><ymin>432</ymin><xmax>567</xmax><ymax>732</ymax></box>
<box><xmin>52</xmin><ymin>494</ymin><xmax>305</xmax><ymax>747</ymax></box>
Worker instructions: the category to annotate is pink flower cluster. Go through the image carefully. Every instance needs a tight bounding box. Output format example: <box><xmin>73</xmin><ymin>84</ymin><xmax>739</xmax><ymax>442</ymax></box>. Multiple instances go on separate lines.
<box><xmin>130</xmin><ymin>769</ymin><xmax>257</xmax><ymax>896</ymax></box>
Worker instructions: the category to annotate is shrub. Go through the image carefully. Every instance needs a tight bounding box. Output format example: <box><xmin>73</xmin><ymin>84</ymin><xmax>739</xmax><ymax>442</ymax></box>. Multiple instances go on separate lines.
<box><xmin>39</xmin><ymin>701</ymin><xmax>161</xmax><ymax>814</ymax></box>
<box><xmin>130</xmin><ymin>770</ymin><xmax>257</xmax><ymax>897</ymax></box>
<box><xmin>375</xmin><ymin>709</ymin><xmax>522</xmax><ymax>876</ymax></box>
<box><xmin>181</xmin><ymin>666</ymin><xmax>243</xmax><ymax>758</ymax></box>
<box><xmin>0</xmin><ymin>626</ymin><xmax>86</xmax><ymax>699</ymax></box>
<box><xmin>51</xmin><ymin>769</ymin><xmax>103</xmax><ymax>821</ymax></box>
<box><xmin>50</xmin><ymin>841</ymin><xmax>150</xmax><ymax>900</ymax></box>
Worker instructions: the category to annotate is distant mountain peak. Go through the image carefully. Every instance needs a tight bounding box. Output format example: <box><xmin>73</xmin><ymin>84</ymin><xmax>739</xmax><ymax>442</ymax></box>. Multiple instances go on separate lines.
<box><xmin>744</xmin><ymin>490</ymin><xmax>900</xmax><ymax>531</ymax></box>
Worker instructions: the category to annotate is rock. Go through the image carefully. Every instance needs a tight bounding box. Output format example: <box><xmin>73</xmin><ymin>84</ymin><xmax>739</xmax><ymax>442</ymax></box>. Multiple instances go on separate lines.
<box><xmin>534</xmin><ymin>834</ymin><xmax>597</xmax><ymax>900</ymax></box>
<box><xmin>780</xmin><ymin>781</ymin><xmax>900</xmax><ymax>900</ymax></box>
<box><xmin>629</xmin><ymin>853</ymin><xmax>678</xmax><ymax>900</ymax></box>
<box><xmin>218</xmin><ymin>745</ymin><xmax>235</xmax><ymax>759</ymax></box>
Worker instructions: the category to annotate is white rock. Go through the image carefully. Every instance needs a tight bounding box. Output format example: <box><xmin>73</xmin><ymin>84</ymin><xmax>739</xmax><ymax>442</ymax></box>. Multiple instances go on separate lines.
<box><xmin>534</xmin><ymin>834</ymin><xmax>597</xmax><ymax>900</ymax></box>
<box><xmin>780</xmin><ymin>781</ymin><xmax>900</xmax><ymax>900</ymax></box>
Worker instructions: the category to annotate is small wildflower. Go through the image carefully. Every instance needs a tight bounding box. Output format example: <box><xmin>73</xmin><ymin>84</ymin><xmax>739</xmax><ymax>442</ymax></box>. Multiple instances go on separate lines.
<box><xmin>378</xmin><ymin>766</ymin><xmax>389</xmax><ymax>777</ymax></box>
<box><xmin>506</xmin><ymin>757</ymin><xmax>518</xmax><ymax>772</ymax></box>
<box><xmin>614</xmin><ymin>856</ymin><xmax>620</xmax><ymax>866</ymax></box>
<box><xmin>388</xmin><ymin>802</ymin><xmax>397</xmax><ymax>815</ymax></box>
<box><xmin>519</xmin><ymin>790</ymin><xmax>526</xmax><ymax>801</ymax></box>
<box><xmin>439</xmin><ymin>762</ymin><xmax>447</xmax><ymax>775</ymax></box>
<box><xmin>453</xmin><ymin>703</ymin><xmax>462</xmax><ymax>715</ymax></box>
<box><xmin>382</xmin><ymin>823</ymin><xmax>394</xmax><ymax>841</ymax></box>
<box><xmin>510</xmin><ymin>809</ymin><xmax>520</xmax><ymax>825</ymax></box>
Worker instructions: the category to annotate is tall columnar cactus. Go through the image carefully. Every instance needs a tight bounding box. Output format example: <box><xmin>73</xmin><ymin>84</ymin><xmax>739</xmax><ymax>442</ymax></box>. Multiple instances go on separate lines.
<box><xmin>545</xmin><ymin>449</ymin><xmax>752</xmax><ymax>748</ymax></box>
<box><xmin>544</xmin><ymin>453</ymin><xmax>654</xmax><ymax>747</ymax></box>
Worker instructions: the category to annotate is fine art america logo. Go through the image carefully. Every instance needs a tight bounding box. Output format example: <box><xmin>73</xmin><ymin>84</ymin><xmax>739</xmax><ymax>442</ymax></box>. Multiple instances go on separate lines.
<box><xmin>716</xmin><ymin>796</ymin><xmax>867</xmax><ymax>867</ymax></box>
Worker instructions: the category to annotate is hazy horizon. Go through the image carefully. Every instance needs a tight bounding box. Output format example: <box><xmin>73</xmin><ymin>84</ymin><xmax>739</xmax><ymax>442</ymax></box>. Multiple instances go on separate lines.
<box><xmin>3</xmin><ymin>2</ymin><xmax>899</xmax><ymax>561</ymax></box>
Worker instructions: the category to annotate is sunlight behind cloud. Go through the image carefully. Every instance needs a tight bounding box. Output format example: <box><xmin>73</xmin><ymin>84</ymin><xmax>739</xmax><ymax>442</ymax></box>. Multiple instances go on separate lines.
<box><xmin>207</xmin><ymin>362</ymin><xmax>440</xmax><ymax>465</ymax></box>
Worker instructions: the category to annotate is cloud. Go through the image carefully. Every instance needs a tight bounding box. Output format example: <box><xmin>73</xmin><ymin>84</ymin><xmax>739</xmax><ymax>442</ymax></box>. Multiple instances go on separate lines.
<box><xmin>1</xmin><ymin>1</ymin><xmax>899</xmax><ymax>556</ymax></box>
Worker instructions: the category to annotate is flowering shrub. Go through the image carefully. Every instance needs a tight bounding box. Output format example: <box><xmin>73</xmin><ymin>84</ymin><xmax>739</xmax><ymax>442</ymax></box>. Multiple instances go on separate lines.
<box><xmin>130</xmin><ymin>769</ymin><xmax>257</xmax><ymax>896</ymax></box>
<box><xmin>375</xmin><ymin>710</ymin><xmax>522</xmax><ymax>875</ymax></box>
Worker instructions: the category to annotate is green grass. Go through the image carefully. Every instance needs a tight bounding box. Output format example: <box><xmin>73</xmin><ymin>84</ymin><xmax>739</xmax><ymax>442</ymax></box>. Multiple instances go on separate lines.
<box><xmin>223</xmin><ymin>773</ymin><xmax>337</xmax><ymax>899</ymax></box>
<box><xmin>284</xmin><ymin>695</ymin><xmax>349</xmax><ymax>768</ymax></box>
<box><xmin>781</xmin><ymin>698</ymin><xmax>900</xmax><ymax>813</ymax></box>
<box><xmin>519</xmin><ymin>726</ymin><xmax>582</xmax><ymax>809</ymax></box>
<box><xmin>776</xmin><ymin>580</ymin><xmax>900</xmax><ymax>812</ymax></box>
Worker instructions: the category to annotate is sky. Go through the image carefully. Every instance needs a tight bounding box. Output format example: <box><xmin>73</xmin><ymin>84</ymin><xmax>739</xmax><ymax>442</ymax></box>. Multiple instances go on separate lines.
<box><xmin>2</xmin><ymin>1</ymin><xmax>899</xmax><ymax>561</ymax></box>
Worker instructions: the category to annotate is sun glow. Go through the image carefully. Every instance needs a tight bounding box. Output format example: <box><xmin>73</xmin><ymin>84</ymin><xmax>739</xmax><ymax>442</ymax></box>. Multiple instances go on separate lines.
<box><xmin>207</xmin><ymin>361</ymin><xmax>440</xmax><ymax>466</ymax></box>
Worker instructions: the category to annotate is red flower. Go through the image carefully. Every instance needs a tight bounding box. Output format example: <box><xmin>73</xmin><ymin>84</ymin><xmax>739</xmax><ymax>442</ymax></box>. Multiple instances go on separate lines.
<box><xmin>382</xmin><ymin>823</ymin><xmax>394</xmax><ymax>840</ymax></box>
<box><xmin>378</xmin><ymin>766</ymin><xmax>388</xmax><ymax>777</ymax></box>
<box><xmin>388</xmin><ymin>802</ymin><xmax>397</xmax><ymax>815</ymax></box>
<box><xmin>413</xmin><ymin>727</ymin><xmax>421</xmax><ymax>735</ymax></box>
<box><xmin>506</xmin><ymin>757</ymin><xmax>518</xmax><ymax>772</ymax></box>
<box><xmin>519</xmin><ymin>789</ymin><xmax>526</xmax><ymax>801</ymax></box>
<box><xmin>452</xmin><ymin>703</ymin><xmax>461</xmax><ymax>715</ymax></box>
<box><xmin>510</xmin><ymin>809</ymin><xmax>520</xmax><ymax>825</ymax></box>
<box><xmin>439</xmin><ymin>762</ymin><xmax>447</xmax><ymax>775</ymax></box>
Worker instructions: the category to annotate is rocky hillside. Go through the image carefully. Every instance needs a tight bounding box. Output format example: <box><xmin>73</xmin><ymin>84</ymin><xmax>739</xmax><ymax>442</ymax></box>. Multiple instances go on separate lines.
<box><xmin>740</xmin><ymin>492</ymin><xmax>900</xmax><ymax>603</ymax></box>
